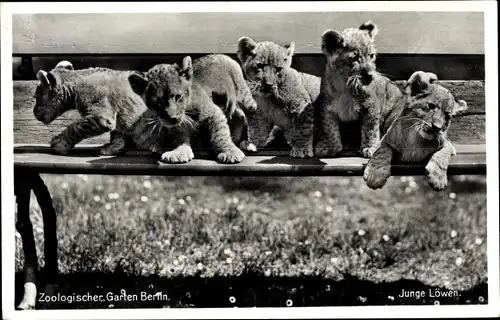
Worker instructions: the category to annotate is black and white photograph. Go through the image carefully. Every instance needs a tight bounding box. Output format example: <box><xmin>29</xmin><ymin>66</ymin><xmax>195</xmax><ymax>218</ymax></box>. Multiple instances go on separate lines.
<box><xmin>1</xmin><ymin>1</ymin><xmax>499</xmax><ymax>319</ymax></box>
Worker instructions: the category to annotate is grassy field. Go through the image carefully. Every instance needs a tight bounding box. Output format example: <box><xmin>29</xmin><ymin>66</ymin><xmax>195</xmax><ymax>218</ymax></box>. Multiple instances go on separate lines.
<box><xmin>14</xmin><ymin>174</ymin><xmax>488</xmax><ymax>308</ymax></box>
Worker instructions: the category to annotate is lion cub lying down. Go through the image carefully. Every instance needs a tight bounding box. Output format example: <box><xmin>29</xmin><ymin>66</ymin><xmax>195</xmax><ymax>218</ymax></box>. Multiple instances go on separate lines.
<box><xmin>128</xmin><ymin>54</ymin><xmax>256</xmax><ymax>164</ymax></box>
<box><xmin>362</xmin><ymin>71</ymin><xmax>468</xmax><ymax>191</ymax></box>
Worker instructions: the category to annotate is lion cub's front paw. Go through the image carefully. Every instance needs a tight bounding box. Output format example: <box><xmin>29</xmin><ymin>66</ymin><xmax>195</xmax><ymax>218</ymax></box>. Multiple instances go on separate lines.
<box><xmin>50</xmin><ymin>135</ymin><xmax>73</xmax><ymax>155</ymax></box>
<box><xmin>361</xmin><ymin>146</ymin><xmax>378</xmax><ymax>158</ymax></box>
<box><xmin>239</xmin><ymin>140</ymin><xmax>258</xmax><ymax>152</ymax></box>
<box><xmin>217</xmin><ymin>147</ymin><xmax>245</xmax><ymax>164</ymax></box>
<box><xmin>363</xmin><ymin>162</ymin><xmax>391</xmax><ymax>190</ymax></box>
<box><xmin>425</xmin><ymin>161</ymin><xmax>448</xmax><ymax>191</ymax></box>
<box><xmin>314</xmin><ymin>139</ymin><xmax>342</xmax><ymax>157</ymax></box>
<box><xmin>290</xmin><ymin>145</ymin><xmax>314</xmax><ymax>158</ymax></box>
<box><xmin>160</xmin><ymin>146</ymin><xmax>194</xmax><ymax>164</ymax></box>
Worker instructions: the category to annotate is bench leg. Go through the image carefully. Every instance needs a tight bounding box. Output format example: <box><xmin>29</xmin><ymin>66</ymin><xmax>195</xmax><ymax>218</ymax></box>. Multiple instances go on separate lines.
<box><xmin>15</xmin><ymin>177</ymin><xmax>38</xmax><ymax>310</ymax></box>
<box><xmin>32</xmin><ymin>174</ymin><xmax>59</xmax><ymax>296</ymax></box>
<box><xmin>14</xmin><ymin>169</ymin><xmax>60</xmax><ymax>310</ymax></box>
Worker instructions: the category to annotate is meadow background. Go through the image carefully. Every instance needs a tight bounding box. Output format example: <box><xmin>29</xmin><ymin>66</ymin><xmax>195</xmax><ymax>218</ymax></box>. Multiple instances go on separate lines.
<box><xmin>15</xmin><ymin>174</ymin><xmax>487</xmax><ymax>308</ymax></box>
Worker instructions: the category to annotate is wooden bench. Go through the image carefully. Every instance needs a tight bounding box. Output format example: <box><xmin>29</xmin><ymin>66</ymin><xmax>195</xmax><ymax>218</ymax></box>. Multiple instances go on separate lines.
<box><xmin>11</xmin><ymin>12</ymin><xmax>486</xmax><ymax>310</ymax></box>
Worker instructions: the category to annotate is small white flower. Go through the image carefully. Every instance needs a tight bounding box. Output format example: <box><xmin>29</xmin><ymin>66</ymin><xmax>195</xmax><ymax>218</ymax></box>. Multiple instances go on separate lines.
<box><xmin>382</xmin><ymin>234</ymin><xmax>390</xmax><ymax>242</ymax></box>
<box><xmin>105</xmin><ymin>203</ymin><xmax>112</xmax><ymax>210</ymax></box>
<box><xmin>325</xmin><ymin>206</ymin><xmax>333</xmax><ymax>213</ymax></box>
<box><xmin>124</xmin><ymin>201</ymin><xmax>131</xmax><ymax>207</ymax></box>
<box><xmin>185</xmin><ymin>195</ymin><xmax>192</xmax><ymax>202</ymax></box>
<box><xmin>330</xmin><ymin>257</ymin><xmax>340</xmax><ymax>264</ymax></box>
<box><xmin>265</xmin><ymin>251</ymin><xmax>272</xmax><ymax>256</ymax></box>
<box><xmin>450</xmin><ymin>230</ymin><xmax>458</xmax><ymax>238</ymax></box>
<box><xmin>358</xmin><ymin>229</ymin><xmax>366</xmax><ymax>236</ymax></box>
<box><xmin>229</xmin><ymin>296</ymin><xmax>236</xmax><ymax>304</ymax></box>
<box><xmin>93</xmin><ymin>195</ymin><xmax>101</xmax><ymax>202</ymax></box>
<box><xmin>409</xmin><ymin>180</ymin><xmax>418</xmax><ymax>189</ymax></box>
<box><xmin>202</xmin><ymin>208</ymin><xmax>210</xmax><ymax>215</ymax></box>
<box><xmin>141</xmin><ymin>196</ymin><xmax>148</xmax><ymax>202</ymax></box>
<box><xmin>475</xmin><ymin>237</ymin><xmax>483</xmax><ymax>245</ymax></box>
<box><xmin>197</xmin><ymin>263</ymin><xmax>203</xmax><ymax>271</ymax></box>
<box><xmin>314</xmin><ymin>191</ymin><xmax>322</xmax><ymax>198</ymax></box>
<box><xmin>178</xmin><ymin>198</ymin><xmax>186</xmax><ymax>206</ymax></box>
<box><xmin>455</xmin><ymin>257</ymin><xmax>463</xmax><ymax>266</ymax></box>
<box><xmin>226</xmin><ymin>257</ymin><xmax>233</xmax><ymax>264</ymax></box>
<box><xmin>79</xmin><ymin>174</ymin><xmax>88</xmax><ymax>182</ymax></box>
<box><xmin>236</xmin><ymin>204</ymin><xmax>245</xmax><ymax>211</ymax></box>
<box><xmin>404</xmin><ymin>186</ymin><xmax>412</xmax><ymax>194</ymax></box>
<box><xmin>178</xmin><ymin>255</ymin><xmax>187</xmax><ymax>262</ymax></box>
<box><xmin>400</xmin><ymin>177</ymin><xmax>408</xmax><ymax>182</ymax></box>
<box><xmin>173</xmin><ymin>259</ymin><xmax>179</xmax><ymax>266</ymax></box>
<box><xmin>264</xmin><ymin>269</ymin><xmax>271</xmax><ymax>277</ymax></box>
<box><xmin>143</xmin><ymin>180</ymin><xmax>152</xmax><ymax>189</ymax></box>
<box><xmin>449</xmin><ymin>192</ymin><xmax>457</xmax><ymax>200</ymax></box>
<box><xmin>286</xmin><ymin>299</ymin><xmax>293</xmax><ymax>307</ymax></box>
<box><xmin>224</xmin><ymin>248</ymin><xmax>233</xmax><ymax>256</ymax></box>
<box><xmin>232</xmin><ymin>197</ymin><xmax>239</xmax><ymax>204</ymax></box>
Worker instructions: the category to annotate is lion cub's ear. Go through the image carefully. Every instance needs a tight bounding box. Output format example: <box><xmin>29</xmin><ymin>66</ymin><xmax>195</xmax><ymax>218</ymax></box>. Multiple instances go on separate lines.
<box><xmin>37</xmin><ymin>70</ymin><xmax>57</xmax><ymax>88</ymax></box>
<box><xmin>128</xmin><ymin>73</ymin><xmax>148</xmax><ymax>96</ymax></box>
<box><xmin>179</xmin><ymin>56</ymin><xmax>193</xmax><ymax>81</ymax></box>
<box><xmin>405</xmin><ymin>71</ymin><xmax>438</xmax><ymax>95</ymax></box>
<box><xmin>321</xmin><ymin>29</ymin><xmax>345</xmax><ymax>55</ymax></box>
<box><xmin>359</xmin><ymin>21</ymin><xmax>378</xmax><ymax>39</ymax></box>
<box><xmin>452</xmin><ymin>99</ymin><xmax>468</xmax><ymax>116</ymax></box>
<box><xmin>237</xmin><ymin>36</ymin><xmax>257</xmax><ymax>63</ymax></box>
<box><xmin>55</xmin><ymin>60</ymin><xmax>74</xmax><ymax>70</ymax></box>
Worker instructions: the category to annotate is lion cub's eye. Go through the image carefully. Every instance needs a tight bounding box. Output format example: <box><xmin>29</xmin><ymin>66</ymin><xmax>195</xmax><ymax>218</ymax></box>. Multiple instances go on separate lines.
<box><xmin>369</xmin><ymin>53</ymin><xmax>376</xmax><ymax>59</ymax></box>
<box><xmin>276</xmin><ymin>67</ymin><xmax>283</xmax><ymax>73</ymax></box>
<box><xmin>428</xmin><ymin>103</ymin><xmax>437</xmax><ymax>110</ymax></box>
<box><xmin>256</xmin><ymin>63</ymin><xmax>265</xmax><ymax>69</ymax></box>
<box><xmin>173</xmin><ymin>94</ymin><xmax>182</xmax><ymax>102</ymax></box>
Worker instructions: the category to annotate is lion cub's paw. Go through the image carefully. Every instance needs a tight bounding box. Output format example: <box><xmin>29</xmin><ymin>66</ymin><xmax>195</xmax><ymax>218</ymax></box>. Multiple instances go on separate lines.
<box><xmin>425</xmin><ymin>161</ymin><xmax>448</xmax><ymax>191</ymax></box>
<box><xmin>50</xmin><ymin>135</ymin><xmax>73</xmax><ymax>155</ymax></box>
<box><xmin>99</xmin><ymin>143</ymin><xmax>124</xmax><ymax>156</ymax></box>
<box><xmin>217</xmin><ymin>147</ymin><xmax>245</xmax><ymax>164</ymax></box>
<box><xmin>160</xmin><ymin>146</ymin><xmax>195</xmax><ymax>164</ymax></box>
<box><xmin>361</xmin><ymin>146</ymin><xmax>378</xmax><ymax>158</ymax></box>
<box><xmin>290</xmin><ymin>145</ymin><xmax>314</xmax><ymax>158</ymax></box>
<box><xmin>363</xmin><ymin>162</ymin><xmax>391</xmax><ymax>190</ymax></box>
<box><xmin>314</xmin><ymin>140</ymin><xmax>342</xmax><ymax>157</ymax></box>
<box><xmin>239</xmin><ymin>140</ymin><xmax>258</xmax><ymax>152</ymax></box>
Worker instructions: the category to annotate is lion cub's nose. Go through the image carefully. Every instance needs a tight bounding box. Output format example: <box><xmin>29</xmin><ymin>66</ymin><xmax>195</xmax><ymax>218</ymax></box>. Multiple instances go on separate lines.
<box><xmin>360</xmin><ymin>68</ymin><xmax>374</xmax><ymax>84</ymax></box>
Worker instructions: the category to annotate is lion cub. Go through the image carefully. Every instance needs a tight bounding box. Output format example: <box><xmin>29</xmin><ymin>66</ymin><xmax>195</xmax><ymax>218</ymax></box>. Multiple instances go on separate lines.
<box><xmin>33</xmin><ymin>61</ymin><xmax>153</xmax><ymax>155</ymax></box>
<box><xmin>315</xmin><ymin>21</ymin><xmax>392</xmax><ymax>158</ymax></box>
<box><xmin>236</xmin><ymin>37</ymin><xmax>321</xmax><ymax>158</ymax></box>
<box><xmin>128</xmin><ymin>54</ymin><xmax>255</xmax><ymax>164</ymax></box>
<box><xmin>363</xmin><ymin>71</ymin><xmax>468</xmax><ymax>191</ymax></box>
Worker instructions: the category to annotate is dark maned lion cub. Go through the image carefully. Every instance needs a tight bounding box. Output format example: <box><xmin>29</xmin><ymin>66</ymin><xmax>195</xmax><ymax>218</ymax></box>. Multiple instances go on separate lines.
<box><xmin>128</xmin><ymin>54</ymin><xmax>256</xmax><ymax>164</ymax></box>
<box><xmin>363</xmin><ymin>71</ymin><xmax>468</xmax><ymax>191</ymax></box>
<box><xmin>314</xmin><ymin>21</ymin><xmax>400</xmax><ymax>158</ymax></box>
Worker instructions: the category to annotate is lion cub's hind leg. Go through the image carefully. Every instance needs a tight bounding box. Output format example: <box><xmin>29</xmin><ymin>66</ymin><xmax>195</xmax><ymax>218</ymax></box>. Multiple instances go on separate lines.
<box><xmin>99</xmin><ymin>131</ymin><xmax>127</xmax><ymax>155</ymax></box>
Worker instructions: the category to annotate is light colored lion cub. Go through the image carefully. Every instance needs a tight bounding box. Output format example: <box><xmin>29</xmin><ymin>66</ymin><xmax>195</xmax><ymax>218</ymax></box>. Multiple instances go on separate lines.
<box><xmin>363</xmin><ymin>71</ymin><xmax>468</xmax><ymax>191</ymax></box>
<box><xmin>315</xmin><ymin>21</ymin><xmax>398</xmax><ymax>158</ymax></box>
<box><xmin>128</xmin><ymin>54</ymin><xmax>255</xmax><ymax>164</ymax></box>
<box><xmin>236</xmin><ymin>37</ymin><xmax>321</xmax><ymax>158</ymax></box>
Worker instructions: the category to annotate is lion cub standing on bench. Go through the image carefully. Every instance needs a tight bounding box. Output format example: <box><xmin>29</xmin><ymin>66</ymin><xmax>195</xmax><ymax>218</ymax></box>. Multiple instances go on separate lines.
<box><xmin>128</xmin><ymin>54</ymin><xmax>256</xmax><ymax>164</ymax></box>
<box><xmin>363</xmin><ymin>71</ymin><xmax>468</xmax><ymax>191</ymax></box>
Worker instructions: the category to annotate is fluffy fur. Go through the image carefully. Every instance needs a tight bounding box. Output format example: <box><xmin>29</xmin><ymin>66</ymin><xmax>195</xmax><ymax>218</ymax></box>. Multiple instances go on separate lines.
<box><xmin>33</xmin><ymin>61</ymin><xmax>152</xmax><ymax>155</ymax></box>
<box><xmin>363</xmin><ymin>71</ymin><xmax>468</xmax><ymax>191</ymax></box>
<box><xmin>236</xmin><ymin>37</ymin><xmax>321</xmax><ymax>158</ymax></box>
<box><xmin>128</xmin><ymin>54</ymin><xmax>252</xmax><ymax>164</ymax></box>
<box><xmin>314</xmin><ymin>21</ymin><xmax>390</xmax><ymax>158</ymax></box>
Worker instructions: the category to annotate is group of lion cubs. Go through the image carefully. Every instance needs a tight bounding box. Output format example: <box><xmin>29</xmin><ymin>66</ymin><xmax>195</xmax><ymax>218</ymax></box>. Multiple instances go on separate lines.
<box><xmin>33</xmin><ymin>21</ymin><xmax>468</xmax><ymax>190</ymax></box>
